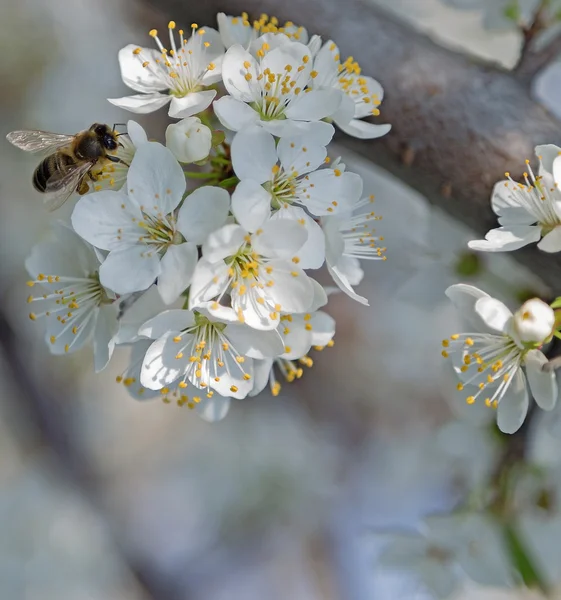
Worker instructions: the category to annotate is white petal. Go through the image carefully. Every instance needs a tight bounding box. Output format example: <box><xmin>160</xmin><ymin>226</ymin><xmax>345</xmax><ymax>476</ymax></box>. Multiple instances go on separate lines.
<box><xmin>265</xmin><ymin>260</ymin><xmax>315</xmax><ymax>313</ymax></box>
<box><xmin>333</xmin><ymin>93</ymin><xmax>356</xmax><ymax>127</ymax></box>
<box><xmin>217</xmin><ymin>13</ymin><xmax>256</xmax><ymax>49</ymax></box>
<box><xmin>231</xmin><ymin>128</ymin><xmax>277</xmax><ymax>183</ymax></box>
<box><xmin>323</xmin><ymin>216</ymin><xmax>345</xmax><ymax>264</ymax></box>
<box><xmin>262</xmin><ymin>44</ymin><xmax>312</xmax><ymax>89</ymax></box>
<box><xmin>335</xmin><ymin>118</ymin><xmax>391</xmax><ymax>140</ymax></box>
<box><xmin>221</xmin><ymin>44</ymin><xmax>259</xmax><ymax>101</ymax></box>
<box><xmin>93</xmin><ymin>305</ymin><xmax>119</xmax><ymax>372</ymax></box>
<box><xmin>337</xmin><ymin>256</ymin><xmax>364</xmax><ymax>286</ymax></box>
<box><xmin>226</xmin><ymin>323</ymin><xmax>284</xmax><ymax>359</ymax></box>
<box><xmin>491</xmin><ymin>180</ymin><xmax>536</xmax><ymax>225</ymax></box>
<box><xmin>271</xmin><ymin>205</ymin><xmax>325</xmax><ymax>269</ymax></box>
<box><xmin>195</xmin><ymin>395</ymin><xmax>231</xmax><ymax>422</ymax></box>
<box><xmin>140</xmin><ymin>333</ymin><xmax>188</xmax><ymax>389</ymax></box>
<box><xmin>280</xmin><ymin>316</ymin><xmax>313</xmax><ymax>359</ymax></box>
<box><xmin>252</xmin><ymin>219</ymin><xmax>308</xmax><ymax>258</ymax></box>
<box><xmin>100</xmin><ymin>246</ymin><xmax>161</xmax><ymax>294</ymax></box>
<box><xmin>525</xmin><ymin>349</ymin><xmax>558</xmax><ymax>410</ymax></box>
<box><xmin>475</xmin><ymin>297</ymin><xmax>513</xmax><ymax>333</ymax></box>
<box><xmin>116</xmin><ymin>44</ymin><xmax>168</xmax><ymax>93</ymax></box>
<box><xmin>231</xmin><ymin>286</ymin><xmax>280</xmax><ymax>331</ymax></box>
<box><xmin>468</xmin><ymin>226</ymin><xmax>542</xmax><ymax>252</ymax></box>
<box><xmin>231</xmin><ymin>180</ymin><xmax>272</xmax><ymax>232</ymax></box>
<box><xmin>536</xmin><ymin>144</ymin><xmax>561</xmax><ymax>175</ymax></box>
<box><xmin>497</xmin><ymin>369</ymin><xmax>529</xmax><ymax>433</ymax></box>
<box><xmin>261</xmin><ymin>119</ymin><xmax>334</xmax><ymax>141</ymax></box>
<box><xmin>298</xmin><ymin>170</ymin><xmax>363</xmax><ymax>216</ymax></box>
<box><xmin>177</xmin><ymin>186</ymin><xmax>230</xmax><ymax>244</ymax></box>
<box><xmin>165</xmin><ymin>117</ymin><xmax>212</xmax><ymax>163</ymax></box>
<box><xmin>249</xmin><ymin>358</ymin><xmax>273</xmax><ymax>396</ymax></box>
<box><xmin>127</xmin><ymin>142</ymin><xmax>186</xmax><ymax>216</ymax></box>
<box><xmin>213</xmin><ymin>96</ymin><xmax>259</xmax><ymax>131</ymax></box>
<box><xmin>169</xmin><ymin>90</ymin><xmax>217</xmax><ymax>119</ymax></box>
<box><xmin>71</xmin><ymin>191</ymin><xmax>142</xmax><ymax>250</ymax></box>
<box><xmin>202</xmin><ymin>224</ymin><xmax>245</xmax><ymax>262</ymax></box>
<box><xmin>285</xmin><ymin>89</ymin><xmax>341</xmax><ymax>121</ymax></box>
<box><xmin>189</xmin><ymin>259</ymin><xmax>230</xmax><ymax>308</ymax></box>
<box><xmin>308</xmin><ymin>311</ymin><xmax>336</xmax><ymax>346</ymax></box>
<box><xmin>309</xmin><ymin>279</ymin><xmax>328</xmax><ymax>311</ymax></box>
<box><xmin>113</xmin><ymin>286</ymin><xmax>167</xmax><ymax>344</ymax></box>
<box><xmin>139</xmin><ymin>309</ymin><xmax>196</xmax><ymax>339</ymax></box>
<box><xmin>327</xmin><ymin>263</ymin><xmax>368</xmax><ymax>305</ymax></box>
<box><xmin>445</xmin><ymin>283</ymin><xmax>489</xmax><ymax>319</ymax></box>
<box><xmin>126</xmin><ymin>121</ymin><xmax>147</xmax><ymax>149</ymax></box>
<box><xmin>157</xmin><ymin>242</ymin><xmax>198</xmax><ymax>305</ymax></box>
<box><xmin>553</xmin><ymin>155</ymin><xmax>561</xmax><ymax>187</ymax></box>
<box><xmin>108</xmin><ymin>93</ymin><xmax>171</xmax><ymax>114</ymax></box>
<box><xmin>277</xmin><ymin>136</ymin><xmax>327</xmax><ymax>176</ymax></box>
<box><xmin>538</xmin><ymin>226</ymin><xmax>561</xmax><ymax>252</ymax></box>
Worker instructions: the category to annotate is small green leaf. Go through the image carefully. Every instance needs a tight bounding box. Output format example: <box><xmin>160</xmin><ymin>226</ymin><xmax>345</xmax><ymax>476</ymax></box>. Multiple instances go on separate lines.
<box><xmin>503</xmin><ymin>523</ymin><xmax>548</xmax><ymax>592</ymax></box>
<box><xmin>550</xmin><ymin>297</ymin><xmax>561</xmax><ymax>309</ymax></box>
<box><xmin>503</xmin><ymin>1</ymin><xmax>521</xmax><ymax>22</ymax></box>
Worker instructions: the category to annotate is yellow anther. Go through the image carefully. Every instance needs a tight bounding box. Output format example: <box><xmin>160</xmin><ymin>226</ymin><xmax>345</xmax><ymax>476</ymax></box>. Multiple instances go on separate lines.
<box><xmin>442</xmin><ymin>339</ymin><xmax>449</xmax><ymax>347</ymax></box>
<box><xmin>168</xmin><ymin>20</ymin><xmax>176</xmax><ymax>29</ymax></box>
<box><xmin>456</xmin><ymin>383</ymin><xmax>464</xmax><ymax>391</ymax></box>
<box><xmin>29</xmin><ymin>312</ymin><xmax>37</xmax><ymax>321</ymax></box>
<box><xmin>230</xmin><ymin>385</ymin><xmax>238</xmax><ymax>393</ymax></box>
<box><xmin>235</xmin><ymin>356</ymin><xmax>245</xmax><ymax>363</ymax></box>
<box><xmin>451</xmin><ymin>334</ymin><xmax>460</xmax><ymax>340</ymax></box>
<box><xmin>466</xmin><ymin>396</ymin><xmax>476</xmax><ymax>405</ymax></box>
<box><xmin>160</xmin><ymin>387</ymin><xmax>170</xmax><ymax>395</ymax></box>
<box><xmin>465</xmin><ymin>338</ymin><xmax>474</xmax><ymax>346</ymax></box>
<box><xmin>175</xmin><ymin>352</ymin><xmax>184</xmax><ymax>359</ymax></box>
<box><xmin>173</xmin><ymin>335</ymin><xmax>182</xmax><ymax>343</ymax></box>
<box><xmin>441</xmin><ymin>350</ymin><xmax>449</xmax><ymax>358</ymax></box>
<box><xmin>334</xmin><ymin>169</ymin><xmax>342</xmax><ymax>177</ymax></box>
<box><xmin>133</xmin><ymin>47</ymin><xmax>142</xmax><ymax>54</ymax></box>
<box><xmin>179</xmin><ymin>381</ymin><xmax>188</xmax><ymax>389</ymax></box>
<box><xmin>243</xmin><ymin>374</ymin><xmax>251</xmax><ymax>380</ymax></box>
<box><xmin>149</xmin><ymin>29</ymin><xmax>158</xmax><ymax>37</ymax></box>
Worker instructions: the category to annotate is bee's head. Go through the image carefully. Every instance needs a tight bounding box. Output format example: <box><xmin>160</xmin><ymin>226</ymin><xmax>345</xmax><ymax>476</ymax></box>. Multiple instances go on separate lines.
<box><xmin>91</xmin><ymin>123</ymin><xmax>118</xmax><ymax>151</ymax></box>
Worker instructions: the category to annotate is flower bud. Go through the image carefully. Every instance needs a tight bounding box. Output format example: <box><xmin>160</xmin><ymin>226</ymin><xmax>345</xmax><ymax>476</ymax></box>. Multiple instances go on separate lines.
<box><xmin>165</xmin><ymin>117</ymin><xmax>212</xmax><ymax>164</ymax></box>
<box><xmin>513</xmin><ymin>298</ymin><xmax>555</xmax><ymax>344</ymax></box>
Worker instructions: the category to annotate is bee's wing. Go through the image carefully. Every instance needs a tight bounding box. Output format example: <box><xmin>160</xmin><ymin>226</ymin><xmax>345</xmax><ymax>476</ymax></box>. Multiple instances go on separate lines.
<box><xmin>42</xmin><ymin>161</ymin><xmax>94</xmax><ymax>212</ymax></box>
<box><xmin>6</xmin><ymin>130</ymin><xmax>75</xmax><ymax>154</ymax></box>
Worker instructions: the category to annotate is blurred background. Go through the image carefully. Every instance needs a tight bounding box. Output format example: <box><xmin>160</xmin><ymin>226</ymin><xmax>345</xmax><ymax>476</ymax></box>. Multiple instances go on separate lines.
<box><xmin>2</xmin><ymin>0</ymin><xmax>561</xmax><ymax>598</ymax></box>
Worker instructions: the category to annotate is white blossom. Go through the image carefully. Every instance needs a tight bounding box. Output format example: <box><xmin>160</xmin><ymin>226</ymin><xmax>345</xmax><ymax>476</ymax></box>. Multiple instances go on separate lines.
<box><xmin>25</xmin><ymin>222</ymin><xmax>118</xmax><ymax>372</ymax></box>
<box><xmin>139</xmin><ymin>306</ymin><xmax>284</xmax><ymax>400</ymax></box>
<box><xmin>444</xmin><ymin>284</ymin><xmax>558</xmax><ymax>433</ymax></box>
<box><xmin>189</xmin><ymin>211</ymin><xmax>317</xmax><ymax>330</ymax></box>
<box><xmin>71</xmin><ymin>142</ymin><xmax>229</xmax><ymax>303</ymax></box>
<box><xmin>469</xmin><ymin>145</ymin><xmax>561</xmax><ymax>253</ymax></box>
<box><xmin>165</xmin><ymin>117</ymin><xmax>212</xmax><ymax>163</ymax></box>
<box><xmin>108</xmin><ymin>22</ymin><xmax>224</xmax><ymax>118</ymax></box>
<box><xmin>231</xmin><ymin>127</ymin><xmax>363</xmax><ymax>217</ymax></box>
<box><xmin>311</xmin><ymin>40</ymin><xmax>391</xmax><ymax>139</ymax></box>
<box><xmin>322</xmin><ymin>194</ymin><xmax>385</xmax><ymax>305</ymax></box>
<box><xmin>214</xmin><ymin>33</ymin><xmax>340</xmax><ymax>139</ymax></box>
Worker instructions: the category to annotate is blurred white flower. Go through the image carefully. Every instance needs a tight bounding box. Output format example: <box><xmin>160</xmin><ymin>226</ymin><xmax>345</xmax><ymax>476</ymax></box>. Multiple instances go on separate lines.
<box><xmin>189</xmin><ymin>214</ymin><xmax>316</xmax><ymax>330</ymax></box>
<box><xmin>109</xmin><ymin>22</ymin><xmax>224</xmax><ymax>118</ymax></box>
<box><xmin>512</xmin><ymin>298</ymin><xmax>555</xmax><ymax>343</ymax></box>
<box><xmin>321</xmin><ymin>195</ymin><xmax>385</xmax><ymax>305</ymax></box>
<box><xmin>139</xmin><ymin>306</ymin><xmax>283</xmax><ymax>399</ymax></box>
<box><xmin>165</xmin><ymin>117</ymin><xmax>212</xmax><ymax>163</ymax></box>
<box><xmin>311</xmin><ymin>40</ymin><xmax>391</xmax><ymax>139</ymax></box>
<box><xmin>443</xmin><ymin>0</ymin><xmax>540</xmax><ymax>29</ymax></box>
<box><xmin>214</xmin><ymin>34</ymin><xmax>340</xmax><ymax>139</ymax></box>
<box><xmin>469</xmin><ymin>145</ymin><xmax>561</xmax><ymax>253</ymax></box>
<box><xmin>26</xmin><ymin>222</ymin><xmax>118</xmax><ymax>372</ymax></box>
<box><xmin>72</xmin><ymin>143</ymin><xmax>229</xmax><ymax>303</ymax></box>
<box><xmin>379</xmin><ymin>513</ymin><xmax>514</xmax><ymax>598</ymax></box>
<box><xmin>444</xmin><ymin>284</ymin><xmax>558</xmax><ymax>433</ymax></box>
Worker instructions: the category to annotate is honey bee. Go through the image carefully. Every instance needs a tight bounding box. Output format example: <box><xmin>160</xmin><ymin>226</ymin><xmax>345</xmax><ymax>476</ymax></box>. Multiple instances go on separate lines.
<box><xmin>6</xmin><ymin>123</ymin><xmax>128</xmax><ymax>211</ymax></box>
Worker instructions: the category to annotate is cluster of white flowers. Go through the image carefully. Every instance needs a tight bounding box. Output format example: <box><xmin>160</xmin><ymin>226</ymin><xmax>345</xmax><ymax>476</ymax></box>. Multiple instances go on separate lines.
<box><xmin>24</xmin><ymin>12</ymin><xmax>391</xmax><ymax>421</ymax></box>
<box><xmin>442</xmin><ymin>144</ymin><xmax>561</xmax><ymax>434</ymax></box>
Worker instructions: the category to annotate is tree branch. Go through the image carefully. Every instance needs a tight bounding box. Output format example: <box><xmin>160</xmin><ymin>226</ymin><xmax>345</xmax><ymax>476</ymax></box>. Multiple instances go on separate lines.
<box><xmin>145</xmin><ymin>0</ymin><xmax>561</xmax><ymax>291</ymax></box>
<box><xmin>515</xmin><ymin>31</ymin><xmax>561</xmax><ymax>84</ymax></box>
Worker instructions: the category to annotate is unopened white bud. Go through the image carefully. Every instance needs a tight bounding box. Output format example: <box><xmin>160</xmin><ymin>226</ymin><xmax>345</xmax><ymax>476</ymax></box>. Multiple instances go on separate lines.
<box><xmin>513</xmin><ymin>298</ymin><xmax>555</xmax><ymax>344</ymax></box>
<box><xmin>166</xmin><ymin>117</ymin><xmax>212</xmax><ymax>164</ymax></box>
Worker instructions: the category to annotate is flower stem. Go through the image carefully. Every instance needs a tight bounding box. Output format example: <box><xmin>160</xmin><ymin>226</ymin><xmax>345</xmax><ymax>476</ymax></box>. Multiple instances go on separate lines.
<box><xmin>503</xmin><ymin>523</ymin><xmax>548</xmax><ymax>593</ymax></box>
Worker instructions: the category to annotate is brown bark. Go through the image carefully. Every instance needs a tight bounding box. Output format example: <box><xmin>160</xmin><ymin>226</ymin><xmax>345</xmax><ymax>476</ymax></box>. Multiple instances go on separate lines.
<box><xmin>146</xmin><ymin>0</ymin><xmax>561</xmax><ymax>291</ymax></box>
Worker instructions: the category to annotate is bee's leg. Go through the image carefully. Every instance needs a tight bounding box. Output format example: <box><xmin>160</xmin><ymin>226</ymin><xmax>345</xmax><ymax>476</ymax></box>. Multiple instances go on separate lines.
<box><xmin>106</xmin><ymin>154</ymin><xmax>129</xmax><ymax>167</ymax></box>
<box><xmin>77</xmin><ymin>177</ymin><xmax>90</xmax><ymax>195</ymax></box>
